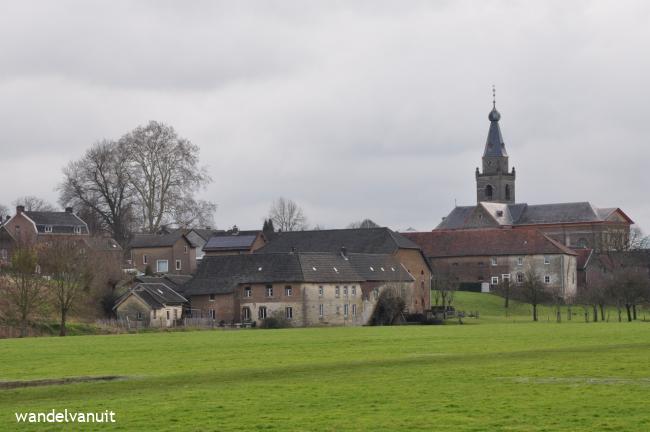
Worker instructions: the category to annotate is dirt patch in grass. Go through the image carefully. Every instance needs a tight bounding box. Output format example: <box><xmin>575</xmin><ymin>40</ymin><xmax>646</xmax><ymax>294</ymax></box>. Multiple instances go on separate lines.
<box><xmin>0</xmin><ymin>375</ymin><xmax>127</xmax><ymax>390</ymax></box>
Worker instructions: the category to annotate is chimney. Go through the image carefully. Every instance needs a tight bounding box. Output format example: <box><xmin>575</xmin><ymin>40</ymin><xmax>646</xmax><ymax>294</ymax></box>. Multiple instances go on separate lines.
<box><xmin>16</xmin><ymin>205</ymin><xmax>25</xmax><ymax>214</ymax></box>
<box><xmin>231</xmin><ymin>225</ymin><xmax>239</xmax><ymax>235</ymax></box>
<box><xmin>340</xmin><ymin>246</ymin><xmax>348</xmax><ymax>260</ymax></box>
<box><xmin>290</xmin><ymin>246</ymin><xmax>296</xmax><ymax>254</ymax></box>
<box><xmin>65</xmin><ymin>207</ymin><xmax>73</xmax><ymax>213</ymax></box>
<box><xmin>5</xmin><ymin>215</ymin><xmax>9</xmax><ymax>222</ymax></box>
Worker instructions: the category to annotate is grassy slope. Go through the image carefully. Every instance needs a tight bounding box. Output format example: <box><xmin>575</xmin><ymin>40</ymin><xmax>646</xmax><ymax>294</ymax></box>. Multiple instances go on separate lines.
<box><xmin>1</xmin><ymin>320</ymin><xmax>650</xmax><ymax>431</ymax></box>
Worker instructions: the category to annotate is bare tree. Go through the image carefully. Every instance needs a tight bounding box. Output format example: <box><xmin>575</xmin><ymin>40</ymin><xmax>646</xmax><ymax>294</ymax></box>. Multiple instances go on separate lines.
<box><xmin>39</xmin><ymin>239</ymin><xmax>94</xmax><ymax>336</ymax></box>
<box><xmin>431</xmin><ymin>267</ymin><xmax>458</xmax><ymax>319</ymax></box>
<box><xmin>0</xmin><ymin>203</ymin><xmax>8</xmax><ymax>219</ymax></box>
<box><xmin>581</xmin><ymin>266</ymin><xmax>610</xmax><ymax>322</ymax></box>
<box><xmin>168</xmin><ymin>196</ymin><xmax>216</xmax><ymax>229</ymax></box>
<box><xmin>12</xmin><ymin>196</ymin><xmax>56</xmax><ymax>212</ymax></box>
<box><xmin>268</xmin><ymin>197</ymin><xmax>307</xmax><ymax>231</ymax></box>
<box><xmin>120</xmin><ymin>121</ymin><xmax>213</xmax><ymax>233</ymax></box>
<box><xmin>0</xmin><ymin>246</ymin><xmax>47</xmax><ymax>337</ymax></box>
<box><xmin>59</xmin><ymin>140</ymin><xmax>134</xmax><ymax>245</ymax></box>
<box><xmin>494</xmin><ymin>277</ymin><xmax>513</xmax><ymax>310</ymax></box>
<box><xmin>347</xmin><ymin>219</ymin><xmax>380</xmax><ymax>229</ymax></box>
<box><xmin>515</xmin><ymin>268</ymin><xmax>550</xmax><ymax>321</ymax></box>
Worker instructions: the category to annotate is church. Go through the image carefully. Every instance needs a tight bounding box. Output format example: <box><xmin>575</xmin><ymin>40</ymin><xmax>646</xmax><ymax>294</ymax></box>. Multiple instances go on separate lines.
<box><xmin>436</xmin><ymin>94</ymin><xmax>633</xmax><ymax>251</ymax></box>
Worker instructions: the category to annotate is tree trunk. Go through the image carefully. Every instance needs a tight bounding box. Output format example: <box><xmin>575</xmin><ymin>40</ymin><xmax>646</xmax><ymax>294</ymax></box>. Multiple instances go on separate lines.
<box><xmin>592</xmin><ymin>305</ymin><xmax>598</xmax><ymax>322</ymax></box>
<box><xmin>20</xmin><ymin>314</ymin><xmax>28</xmax><ymax>338</ymax></box>
<box><xmin>59</xmin><ymin>310</ymin><xmax>67</xmax><ymax>337</ymax></box>
<box><xmin>567</xmin><ymin>305</ymin><xmax>572</xmax><ymax>321</ymax></box>
<box><xmin>625</xmin><ymin>304</ymin><xmax>632</xmax><ymax>322</ymax></box>
<box><xmin>617</xmin><ymin>304</ymin><xmax>622</xmax><ymax>322</ymax></box>
<box><xmin>632</xmin><ymin>304</ymin><xmax>637</xmax><ymax>321</ymax></box>
<box><xmin>599</xmin><ymin>304</ymin><xmax>605</xmax><ymax>321</ymax></box>
<box><xmin>504</xmin><ymin>294</ymin><xmax>509</xmax><ymax>309</ymax></box>
<box><xmin>532</xmin><ymin>304</ymin><xmax>538</xmax><ymax>322</ymax></box>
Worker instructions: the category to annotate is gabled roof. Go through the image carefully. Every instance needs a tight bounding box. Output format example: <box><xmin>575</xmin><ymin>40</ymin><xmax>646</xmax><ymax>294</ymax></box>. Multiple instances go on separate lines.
<box><xmin>256</xmin><ymin>227</ymin><xmax>420</xmax><ymax>254</ymax></box>
<box><xmin>183</xmin><ymin>252</ymin><xmax>413</xmax><ymax>296</ymax></box>
<box><xmin>203</xmin><ymin>232</ymin><xmax>260</xmax><ymax>252</ymax></box>
<box><xmin>129</xmin><ymin>229</ymin><xmax>192</xmax><ymax>249</ymax></box>
<box><xmin>437</xmin><ymin>202</ymin><xmax>633</xmax><ymax>230</ymax></box>
<box><xmin>114</xmin><ymin>282</ymin><xmax>187</xmax><ymax>310</ymax></box>
<box><xmin>404</xmin><ymin>228</ymin><xmax>577</xmax><ymax>258</ymax></box>
<box><xmin>17</xmin><ymin>211</ymin><xmax>89</xmax><ymax>235</ymax></box>
<box><xmin>134</xmin><ymin>274</ymin><xmax>193</xmax><ymax>293</ymax></box>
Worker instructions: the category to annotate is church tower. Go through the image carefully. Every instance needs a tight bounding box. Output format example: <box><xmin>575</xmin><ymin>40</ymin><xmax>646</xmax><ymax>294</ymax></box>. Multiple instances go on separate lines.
<box><xmin>475</xmin><ymin>88</ymin><xmax>516</xmax><ymax>204</ymax></box>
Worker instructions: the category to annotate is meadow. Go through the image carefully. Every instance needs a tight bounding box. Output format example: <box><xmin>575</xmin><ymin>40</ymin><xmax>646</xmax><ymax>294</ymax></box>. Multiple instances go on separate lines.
<box><xmin>1</xmin><ymin>293</ymin><xmax>649</xmax><ymax>431</ymax></box>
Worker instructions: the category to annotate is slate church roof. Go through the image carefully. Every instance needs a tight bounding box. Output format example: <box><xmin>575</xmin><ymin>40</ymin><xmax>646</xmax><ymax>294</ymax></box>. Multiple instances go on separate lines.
<box><xmin>437</xmin><ymin>202</ymin><xmax>633</xmax><ymax>230</ymax></box>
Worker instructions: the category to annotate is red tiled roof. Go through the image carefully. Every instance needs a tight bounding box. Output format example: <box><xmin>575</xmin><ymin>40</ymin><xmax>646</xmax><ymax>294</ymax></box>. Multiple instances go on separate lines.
<box><xmin>403</xmin><ymin>228</ymin><xmax>578</xmax><ymax>258</ymax></box>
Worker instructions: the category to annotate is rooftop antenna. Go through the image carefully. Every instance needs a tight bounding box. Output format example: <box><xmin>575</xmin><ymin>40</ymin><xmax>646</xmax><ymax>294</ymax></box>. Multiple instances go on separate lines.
<box><xmin>492</xmin><ymin>84</ymin><xmax>496</xmax><ymax>108</ymax></box>
<box><xmin>454</xmin><ymin>198</ymin><xmax>457</xmax><ymax>207</ymax></box>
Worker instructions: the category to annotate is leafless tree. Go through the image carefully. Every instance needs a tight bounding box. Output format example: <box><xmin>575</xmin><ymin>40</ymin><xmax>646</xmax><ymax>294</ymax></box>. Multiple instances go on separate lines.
<box><xmin>120</xmin><ymin>121</ymin><xmax>214</xmax><ymax>233</ymax></box>
<box><xmin>268</xmin><ymin>197</ymin><xmax>307</xmax><ymax>231</ymax></box>
<box><xmin>494</xmin><ymin>277</ymin><xmax>513</xmax><ymax>310</ymax></box>
<box><xmin>12</xmin><ymin>196</ymin><xmax>56</xmax><ymax>212</ymax></box>
<box><xmin>0</xmin><ymin>245</ymin><xmax>47</xmax><ymax>337</ymax></box>
<box><xmin>609</xmin><ymin>264</ymin><xmax>649</xmax><ymax>322</ymax></box>
<box><xmin>347</xmin><ymin>219</ymin><xmax>380</xmax><ymax>229</ymax></box>
<box><xmin>515</xmin><ymin>268</ymin><xmax>551</xmax><ymax>321</ymax></box>
<box><xmin>39</xmin><ymin>239</ymin><xmax>94</xmax><ymax>336</ymax></box>
<box><xmin>581</xmin><ymin>266</ymin><xmax>610</xmax><ymax>322</ymax></box>
<box><xmin>431</xmin><ymin>267</ymin><xmax>458</xmax><ymax>318</ymax></box>
<box><xmin>168</xmin><ymin>196</ymin><xmax>216</xmax><ymax>229</ymax></box>
<box><xmin>0</xmin><ymin>203</ymin><xmax>8</xmax><ymax>219</ymax></box>
<box><xmin>59</xmin><ymin>140</ymin><xmax>134</xmax><ymax>245</ymax></box>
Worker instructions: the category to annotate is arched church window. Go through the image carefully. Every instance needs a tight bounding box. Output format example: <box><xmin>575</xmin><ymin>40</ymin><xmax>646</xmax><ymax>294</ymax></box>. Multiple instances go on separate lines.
<box><xmin>505</xmin><ymin>184</ymin><xmax>511</xmax><ymax>201</ymax></box>
<box><xmin>485</xmin><ymin>185</ymin><xmax>493</xmax><ymax>200</ymax></box>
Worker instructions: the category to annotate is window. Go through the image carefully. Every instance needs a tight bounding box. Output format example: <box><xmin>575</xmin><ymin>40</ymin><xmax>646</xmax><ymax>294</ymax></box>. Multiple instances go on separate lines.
<box><xmin>502</xmin><ymin>274</ymin><xmax>510</xmax><ymax>281</ymax></box>
<box><xmin>156</xmin><ymin>260</ymin><xmax>168</xmax><ymax>273</ymax></box>
<box><xmin>173</xmin><ymin>309</ymin><xmax>178</xmax><ymax>319</ymax></box>
<box><xmin>517</xmin><ymin>257</ymin><xmax>523</xmax><ymax>266</ymax></box>
<box><xmin>491</xmin><ymin>257</ymin><xmax>497</xmax><ymax>266</ymax></box>
<box><xmin>351</xmin><ymin>286</ymin><xmax>356</xmax><ymax>296</ymax></box>
<box><xmin>74</xmin><ymin>226</ymin><xmax>82</xmax><ymax>234</ymax></box>
<box><xmin>44</xmin><ymin>225</ymin><xmax>53</xmax><ymax>233</ymax></box>
<box><xmin>136</xmin><ymin>311</ymin><xmax>143</xmax><ymax>320</ymax></box>
<box><xmin>318</xmin><ymin>286</ymin><xmax>324</xmax><ymax>297</ymax></box>
<box><xmin>266</xmin><ymin>285</ymin><xmax>273</xmax><ymax>297</ymax></box>
<box><xmin>244</xmin><ymin>287</ymin><xmax>252</xmax><ymax>297</ymax></box>
<box><xmin>352</xmin><ymin>304</ymin><xmax>357</xmax><ymax>316</ymax></box>
<box><xmin>143</xmin><ymin>255</ymin><xmax>148</xmax><ymax>265</ymax></box>
<box><xmin>544</xmin><ymin>256</ymin><xmax>550</xmax><ymax>265</ymax></box>
<box><xmin>336</xmin><ymin>305</ymin><xmax>341</xmax><ymax>315</ymax></box>
<box><xmin>153</xmin><ymin>309</ymin><xmax>157</xmax><ymax>319</ymax></box>
<box><xmin>175</xmin><ymin>260</ymin><xmax>182</xmax><ymax>271</ymax></box>
<box><xmin>319</xmin><ymin>304</ymin><xmax>324</xmax><ymax>318</ymax></box>
<box><xmin>242</xmin><ymin>307</ymin><xmax>251</xmax><ymax>321</ymax></box>
<box><xmin>209</xmin><ymin>309</ymin><xmax>216</xmax><ymax>319</ymax></box>
<box><xmin>166</xmin><ymin>310</ymin><xmax>170</xmax><ymax>320</ymax></box>
<box><xmin>285</xmin><ymin>286</ymin><xmax>293</xmax><ymax>296</ymax></box>
<box><xmin>184</xmin><ymin>245</ymin><xmax>188</xmax><ymax>254</ymax></box>
<box><xmin>485</xmin><ymin>184</ymin><xmax>493</xmax><ymax>200</ymax></box>
<box><xmin>343</xmin><ymin>286</ymin><xmax>348</xmax><ymax>296</ymax></box>
<box><xmin>544</xmin><ymin>275</ymin><xmax>551</xmax><ymax>284</ymax></box>
<box><xmin>505</xmin><ymin>184</ymin><xmax>511</xmax><ymax>201</ymax></box>
<box><xmin>517</xmin><ymin>273</ymin><xmax>524</xmax><ymax>283</ymax></box>
<box><xmin>344</xmin><ymin>304</ymin><xmax>349</xmax><ymax>317</ymax></box>
<box><xmin>209</xmin><ymin>293</ymin><xmax>215</xmax><ymax>301</ymax></box>
<box><xmin>258</xmin><ymin>307</ymin><xmax>267</xmax><ymax>319</ymax></box>
<box><xmin>335</xmin><ymin>286</ymin><xmax>340</xmax><ymax>298</ymax></box>
<box><xmin>491</xmin><ymin>276</ymin><xmax>499</xmax><ymax>285</ymax></box>
<box><xmin>285</xmin><ymin>307</ymin><xmax>293</xmax><ymax>319</ymax></box>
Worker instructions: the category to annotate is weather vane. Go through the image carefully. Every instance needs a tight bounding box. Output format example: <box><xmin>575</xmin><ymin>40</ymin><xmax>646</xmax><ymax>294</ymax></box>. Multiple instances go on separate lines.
<box><xmin>492</xmin><ymin>85</ymin><xmax>496</xmax><ymax>108</ymax></box>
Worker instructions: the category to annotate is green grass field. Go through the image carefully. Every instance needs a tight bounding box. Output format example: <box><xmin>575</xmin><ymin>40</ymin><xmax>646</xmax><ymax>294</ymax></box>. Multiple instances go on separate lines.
<box><xmin>1</xmin><ymin>293</ymin><xmax>649</xmax><ymax>431</ymax></box>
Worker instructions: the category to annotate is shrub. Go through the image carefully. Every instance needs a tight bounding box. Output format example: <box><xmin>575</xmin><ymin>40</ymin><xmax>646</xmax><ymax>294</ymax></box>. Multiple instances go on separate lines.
<box><xmin>260</xmin><ymin>310</ymin><xmax>291</xmax><ymax>329</ymax></box>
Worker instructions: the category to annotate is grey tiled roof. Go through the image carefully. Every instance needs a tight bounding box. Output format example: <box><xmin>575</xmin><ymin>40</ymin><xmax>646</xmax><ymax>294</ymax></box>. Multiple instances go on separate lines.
<box><xmin>114</xmin><ymin>282</ymin><xmax>187</xmax><ymax>310</ymax></box>
<box><xmin>256</xmin><ymin>227</ymin><xmax>420</xmax><ymax>254</ymax></box>
<box><xmin>129</xmin><ymin>229</ymin><xmax>190</xmax><ymax>248</ymax></box>
<box><xmin>23</xmin><ymin>211</ymin><xmax>89</xmax><ymax>235</ymax></box>
<box><xmin>437</xmin><ymin>202</ymin><xmax>630</xmax><ymax>230</ymax></box>
<box><xmin>134</xmin><ymin>275</ymin><xmax>193</xmax><ymax>294</ymax></box>
<box><xmin>183</xmin><ymin>252</ymin><xmax>414</xmax><ymax>296</ymax></box>
<box><xmin>483</xmin><ymin>110</ymin><xmax>508</xmax><ymax>157</ymax></box>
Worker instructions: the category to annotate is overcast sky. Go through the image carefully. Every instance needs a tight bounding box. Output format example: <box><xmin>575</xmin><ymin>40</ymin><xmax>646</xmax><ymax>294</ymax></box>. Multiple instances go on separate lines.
<box><xmin>1</xmin><ymin>1</ymin><xmax>649</xmax><ymax>232</ymax></box>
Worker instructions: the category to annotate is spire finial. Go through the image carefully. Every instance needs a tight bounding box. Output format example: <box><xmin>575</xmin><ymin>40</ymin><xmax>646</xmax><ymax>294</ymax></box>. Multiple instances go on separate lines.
<box><xmin>492</xmin><ymin>85</ymin><xmax>496</xmax><ymax>108</ymax></box>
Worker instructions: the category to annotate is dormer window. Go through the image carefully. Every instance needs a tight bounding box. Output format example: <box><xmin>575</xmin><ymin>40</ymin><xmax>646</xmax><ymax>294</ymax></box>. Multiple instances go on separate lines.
<box><xmin>74</xmin><ymin>226</ymin><xmax>82</xmax><ymax>234</ymax></box>
<box><xmin>44</xmin><ymin>225</ymin><xmax>53</xmax><ymax>233</ymax></box>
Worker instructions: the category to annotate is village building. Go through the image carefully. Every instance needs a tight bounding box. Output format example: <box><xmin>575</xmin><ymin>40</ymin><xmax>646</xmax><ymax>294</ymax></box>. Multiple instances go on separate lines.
<box><xmin>184</xmin><ymin>228</ymin><xmax>222</xmax><ymax>262</ymax></box>
<box><xmin>404</xmin><ymin>228</ymin><xmax>578</xmax><ymax>300</ymax></box>
<box><xmin>436</xmin><ymin>100</ymin><xmax>633</xmax><ymax>251</ymax></box>
<box><xmin>202</xmin><ymin>226</ymin><xmax>267</xmax><ymax>256</ymax></box>
<box><xmin>255</xmin><ymin>227</ymin><xmax>432</xmax><ymax>312</ymax></box>
<box><xmin>114</xmin><ymin>283</ymin><xmax>187</xmax><ymax>327</ymax></box>
<box><xmin>128</xmin><ymin>229</ymin><xmax>197</xmax><ymax>275</ymax></box>
<box><xmin>183</xmin><ymin>251</ymin><xmax>415</xmax><ymax>327</ymax></box>
<box><xmin>2</xmin><ymin>205</ymin><xmax>90</xmax><ymax>245</ymax></box>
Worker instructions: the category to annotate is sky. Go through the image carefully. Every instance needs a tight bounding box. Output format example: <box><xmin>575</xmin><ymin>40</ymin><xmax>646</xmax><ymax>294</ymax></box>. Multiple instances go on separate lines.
<box><xmin>1</xmin><ymin>1</ymin><xmax>649</xmax><ymax>233</ymax></box>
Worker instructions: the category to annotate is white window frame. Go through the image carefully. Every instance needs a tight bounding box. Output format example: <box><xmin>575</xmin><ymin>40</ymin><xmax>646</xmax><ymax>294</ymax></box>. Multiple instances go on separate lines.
<box><xmin>285</xmin><ymin>286</ymin><xmax>293</xmax><ymax>297</ymax></box>
<box><xmin>491</xmin><ymin>257</ymin><xmax>497</xmax><ymax>266</ymax></box>
<box><xmin>319</xmin><ymin>304</ymin><xmax>324</xmax><ymax>318</ymax></box>
<box><xmin>344</xmin><ymin>304</ymin><xmax>349</xmax><ymax>317</ymax></box>
<box><xmin>44</xmin><ymin>225</ymin><xmax>53</xmax><ymax>233</ymax></box>
<box><xmin>175</xmin><ymin>259</ymin><xmax>182</xmax><ymax>271</ymax></box>
<box><xmin>285</xmin><ymin>307</ymin><xmax>293</xmax><ymax>320</ymax></box>
<box><xmin>156</xmin><ymin>259</ymin><xmax>169</xmax><ymax>273</ymax></box>
<box><xmin>242</xmin><ymin>307</ymin><xmax>251</xmax><ymax>321</ymax></box>
<box><xmin>343</xmin><ymin>286</ymin><xmax>348</xmax><ymax>296</ymax></box>
<box><xmin>74</xmin><ymin>226</ymin><xmax>82</xmax><ymax>234</ymax></box>
<box><xmin>143</xmin><ymin>254</ymin><xmax>148</xmax><ymax>265</ymax></box>
<box><xmin>517</xmin><ymin>256</ymin><xmax>523</xmax><ymax>266</ymax></box>
<box><xmin>244</xmin><ymin>287</ymin><xmax>252</xmax><ymax>298</ymax></box>
<box><xmin>502</xmin><ymin>274</ymin><xmax>510</xmax><ymax>281</ymax></box>
<box><xmin>352</xmin><ymin>304</ymin><xmax>357</xmax><ymax>316</ymax></box>
<box><xmin>209</xmin><ymin>309</ymin><xmax>216</xmax><ymax>319</ymax></box>
<box><xmin>258</xmin><ymin>307</ymin><xmax>267</xmax><ymax>319</ymax></box>
<box><xmin>266</xmin><ymin>285</ymin><xmax>273</xmax><ymax>297</ymax></box>
<box><xmin>491</xmin><ymin>276</ymin><xmax>499</xmax><ymax>285</ymax></box>
<box><xmin>517</xmin><ymin>273</ymin><xmax>524</xmax><ymax>283</ymax></box>
<box><xmin>351</xmin><ymin>286</ymin><xmax>356</xmax><ymax>296</ymax></box>
<box><xmin>335</xmin><ymin>286</ymin><xmax>340</xmax><ymax>298</ymax></box>
<box><xmin>544</xmin><ymin>256</ymin><xmax>550</xmax><ymax>265</ymax></box>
